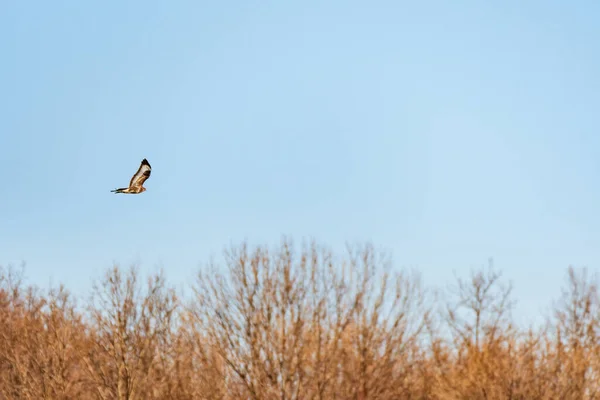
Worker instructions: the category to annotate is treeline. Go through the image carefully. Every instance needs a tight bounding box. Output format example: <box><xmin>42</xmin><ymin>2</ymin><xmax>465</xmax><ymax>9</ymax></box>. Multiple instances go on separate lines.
<box><xmin>0</xmin><ymin>240</ymin><xmax>598</xmax><ymax>399</ymax></box>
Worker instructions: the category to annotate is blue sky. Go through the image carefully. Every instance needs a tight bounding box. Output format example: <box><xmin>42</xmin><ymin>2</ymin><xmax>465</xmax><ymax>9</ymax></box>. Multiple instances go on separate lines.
<box><xmin>1</xmin><ymin>1</ymin><xmax>599</xmax><ymax>325</ymax></box>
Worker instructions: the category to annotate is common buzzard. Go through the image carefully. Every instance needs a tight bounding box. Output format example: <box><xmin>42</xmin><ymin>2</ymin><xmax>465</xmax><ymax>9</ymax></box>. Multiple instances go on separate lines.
<box><xmin>111</xmin><ymin>158</ymin><xmax>152</xmax><ymax>194</ymax></box>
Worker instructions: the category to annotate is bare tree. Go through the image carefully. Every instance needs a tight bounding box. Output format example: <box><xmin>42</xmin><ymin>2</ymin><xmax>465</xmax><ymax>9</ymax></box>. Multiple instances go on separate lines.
<box><xmin>0</xmin><ymin>265</ymin><xmax>88</xmax><ymax>399</ymax></box>
<box><xmin>549</xmin><ymin>266</ymin><xmax>600</xmax><ymax>399</ymax></box>
<box><xmin>434</xmin><ymin>263</ymin><xmax>518</xmax><ymax>399</ymax></box>
<box><xmin>186</xmin><ymin>239</ymin><xmax>430</xmax><ymax>400</ymax></box>
<box><xmin>83</xmin><ymin>265</ymin><xmax>178</xmax><ymax>400</ymax></box>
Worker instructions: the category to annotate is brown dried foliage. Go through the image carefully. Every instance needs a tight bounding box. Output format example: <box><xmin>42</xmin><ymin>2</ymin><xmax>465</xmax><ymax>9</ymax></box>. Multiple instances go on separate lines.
<box><xmin>0</xmin><ymin>240</ymin><xmax>598</xmax><ymax>399</ymax></box>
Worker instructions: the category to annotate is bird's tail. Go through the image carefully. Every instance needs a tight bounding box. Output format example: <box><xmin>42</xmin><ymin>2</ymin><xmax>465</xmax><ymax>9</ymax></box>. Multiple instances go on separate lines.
<box><xmin>111</xmin><ymin>188</ymin><xmax>127</xmax><ymax>193</ymax></box>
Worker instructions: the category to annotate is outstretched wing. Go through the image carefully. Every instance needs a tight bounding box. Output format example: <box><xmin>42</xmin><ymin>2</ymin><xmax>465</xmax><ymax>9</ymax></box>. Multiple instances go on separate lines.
<box><xmin>129</xmin><ymin>159</ymin><xmax>152</xmax><ymax>188</ymax></box>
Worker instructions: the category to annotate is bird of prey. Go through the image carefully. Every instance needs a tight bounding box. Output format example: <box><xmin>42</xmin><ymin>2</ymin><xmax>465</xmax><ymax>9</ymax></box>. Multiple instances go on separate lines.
<box><xmin>111</xmin><ymin>158</ymin><xmax>152</xmax><ymax>194</ymax></box>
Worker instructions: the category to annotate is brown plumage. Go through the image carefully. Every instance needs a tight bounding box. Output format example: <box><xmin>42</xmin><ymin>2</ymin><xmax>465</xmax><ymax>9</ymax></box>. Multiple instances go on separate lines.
<box><xmin>111</xmin><ymin>159</ymin><xmax>152</xmax><ymax>194</ymax></box>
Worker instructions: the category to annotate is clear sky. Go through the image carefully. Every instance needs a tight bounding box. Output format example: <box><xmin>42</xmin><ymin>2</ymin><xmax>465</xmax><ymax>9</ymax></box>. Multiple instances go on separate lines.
<box><xmin>1</xmin><ymin>1</ymin><xmax>599</xmax><ymax>325</ymax></box>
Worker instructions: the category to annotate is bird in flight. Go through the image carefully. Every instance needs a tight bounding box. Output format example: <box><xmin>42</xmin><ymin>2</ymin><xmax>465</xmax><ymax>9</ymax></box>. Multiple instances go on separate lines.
<box><xmin>111</xmin><ymin>158</ymin><xmax>152</xmax><ymax>194</ymax></box>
